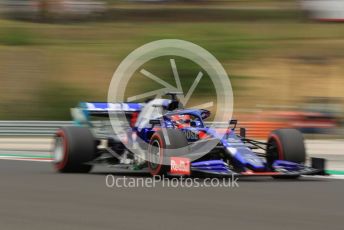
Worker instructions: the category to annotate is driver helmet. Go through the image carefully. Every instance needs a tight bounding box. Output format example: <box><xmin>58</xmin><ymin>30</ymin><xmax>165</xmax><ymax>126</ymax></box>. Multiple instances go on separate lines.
<box><xmin>170</xmin><ymin>114</ymin><xmax>191</xmax><ymax>128</ymax></box>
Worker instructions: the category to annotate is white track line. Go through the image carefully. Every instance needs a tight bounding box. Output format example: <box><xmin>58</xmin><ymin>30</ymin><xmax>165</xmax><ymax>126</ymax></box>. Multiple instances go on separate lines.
<box><xmin>0</xmin><ymin>156</ymin><xmax>52</xmax><ymax>162</ymax></box>
<box><xmin>302</xmin><ymin>175</ymin><xmax>344</xmax><ymax>180</ymax></box>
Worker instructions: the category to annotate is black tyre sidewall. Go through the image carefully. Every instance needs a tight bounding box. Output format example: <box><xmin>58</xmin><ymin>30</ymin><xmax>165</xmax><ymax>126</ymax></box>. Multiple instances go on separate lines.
<box><xmin>267</xmin><ymin>129</ymin><xmax>306</xmax><ymax>179</ymax></box>
<box><xmin>267</xmin><ymin>128</ymin><xmax>306</xmax><ymax>164</ymax></box>
<box><xmin>54</xmin><ymin>126</ymin><xmax>96</xmax><ymax>173</ymax></box>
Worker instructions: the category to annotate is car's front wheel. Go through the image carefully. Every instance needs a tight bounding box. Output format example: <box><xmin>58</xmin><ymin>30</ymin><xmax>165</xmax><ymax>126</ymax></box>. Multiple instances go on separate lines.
<box><xmin>266</xmin><ymin>128</ymin><xmax>306</xmax><ymax>179</ymax></box>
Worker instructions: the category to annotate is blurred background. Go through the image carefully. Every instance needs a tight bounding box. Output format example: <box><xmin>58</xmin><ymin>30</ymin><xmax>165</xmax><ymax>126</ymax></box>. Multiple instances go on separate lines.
<box><xmin>0</xmin><ymin>0</ymin><xmax>344</xmax><ymax>139</ymax></box>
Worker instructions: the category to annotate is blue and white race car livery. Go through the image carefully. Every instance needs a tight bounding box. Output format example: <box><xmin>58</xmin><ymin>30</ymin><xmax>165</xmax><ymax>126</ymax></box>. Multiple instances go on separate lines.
<box><xmin>53</xmin><ymin>92</ymin><xmax>325</xmax><ymax>178</ymax></box>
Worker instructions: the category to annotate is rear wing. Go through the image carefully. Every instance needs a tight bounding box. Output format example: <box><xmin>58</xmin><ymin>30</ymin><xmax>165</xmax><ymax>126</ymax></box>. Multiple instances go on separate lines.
<box><xmin>71</xmin><ymin>102</ymin><xmax>144</xmax><ymax>125</ymax></box>
<box><xmin>80</xmin><ymin>102</ymin><xmax>143</xmax><ymax>115</ymax></box>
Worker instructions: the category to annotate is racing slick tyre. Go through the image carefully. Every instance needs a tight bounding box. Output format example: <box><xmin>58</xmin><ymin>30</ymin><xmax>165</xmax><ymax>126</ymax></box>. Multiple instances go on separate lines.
<box><xmin>266</xmin><ymin>128</ymin><xmax>306</xmax><ymax>179</ymax></box>
<box><xmin>53</xmin><ymin>126</ymin><xmax>96</xmax><ymax>173</ymax></box>
<box><xmin>147</xmin><ymin>129</ymin><xmax>188</xmax><ymax>176</ymax></box>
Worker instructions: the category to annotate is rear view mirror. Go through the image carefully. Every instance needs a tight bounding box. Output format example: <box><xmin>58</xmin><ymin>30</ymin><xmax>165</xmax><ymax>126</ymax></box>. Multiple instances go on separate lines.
<box><xmin>229</xmin><ymin>120</ymin><xmax>237</xmax><ymax>125</ymax></box>
<box><xmin>240</xmin><ymin>128</ymin><xmax>246</xmax><ymax>138</ymax></box>
<box><xmin>149</xmin><ymin>119</ymin><xmax>160</xmax><ymax>125</ymax></box>
<box><xmin>229</xmin><ymin>119</ymin><xmax>237</xmax><ymax>130</ymax></box>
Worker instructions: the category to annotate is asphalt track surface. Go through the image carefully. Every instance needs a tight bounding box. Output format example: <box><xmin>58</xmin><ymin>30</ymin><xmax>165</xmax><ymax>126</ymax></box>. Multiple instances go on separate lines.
<box><xmin>1</xmin><ymin>160</ymin><xmax>344</xmax><ymax>230</ymax></box>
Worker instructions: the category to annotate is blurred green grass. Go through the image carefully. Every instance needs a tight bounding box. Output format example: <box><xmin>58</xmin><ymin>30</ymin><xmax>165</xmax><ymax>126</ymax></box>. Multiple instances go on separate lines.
<box><xmin>0</xmin><ymin>27</ymin><xmax>37</xmax><ymax>46</ymax></box>
<box><xmin>1</xmin><ymin>17</ymin><xmax>344</xmax><ymax>119</ymax></box>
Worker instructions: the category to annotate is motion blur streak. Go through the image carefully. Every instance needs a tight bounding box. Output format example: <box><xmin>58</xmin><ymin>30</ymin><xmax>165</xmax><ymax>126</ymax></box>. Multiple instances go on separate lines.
<box><xmin>0</xmin><ymin>1</ymin><xmax>343</xmax><ymax>136</ymax></box>
<box><xmin>302</xmin><ymin>0</ymin><xmax>344</xmax><ymax>21</ymax></box>
<box><xmin>0</xmin><ymin>2</ymin><xmax>344</xmax><ymax>228</ymax></box>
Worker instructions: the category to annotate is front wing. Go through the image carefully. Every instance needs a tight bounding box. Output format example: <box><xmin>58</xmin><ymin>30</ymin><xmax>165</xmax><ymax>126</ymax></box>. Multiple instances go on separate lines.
<box><xmin>173</xmin><ymin>158</ymin><xmax>326</xmax><ymax>177</ymax></box>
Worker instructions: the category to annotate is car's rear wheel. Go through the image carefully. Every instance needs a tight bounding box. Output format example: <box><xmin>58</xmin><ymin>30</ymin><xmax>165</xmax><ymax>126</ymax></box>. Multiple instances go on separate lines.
<box><xmin>266</xmin><ymin>128</ymin><xmax>306</xmax><ymax>179</ymax></box>
<box><xmin>53</xmin><ymin>126</ymin><xmax>96</xmax><ymax>173</ymax></box>
<box><xmin>147</xmin><ymin>129</ymin><xmax>188</xmax><ymax>176</ymax></box>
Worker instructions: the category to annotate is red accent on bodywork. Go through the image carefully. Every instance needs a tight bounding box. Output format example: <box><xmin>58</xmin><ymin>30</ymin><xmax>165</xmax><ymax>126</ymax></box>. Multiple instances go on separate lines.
<box><xmin>130</xmin><ymin>112</ymin><xmax>138</xmax><ymax>127</ymax></box>
<box><xmin>198</xmin><ymin>131</ymin><xmax>208</xmax><ymax>139</ymax></box>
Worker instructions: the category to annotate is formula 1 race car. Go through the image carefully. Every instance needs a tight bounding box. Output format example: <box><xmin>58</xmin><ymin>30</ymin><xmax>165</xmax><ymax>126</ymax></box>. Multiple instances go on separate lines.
<box><xmin>52</xmin><ymin>92</ymin><xmax>325</xmax><ymax>178</ymax></box>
